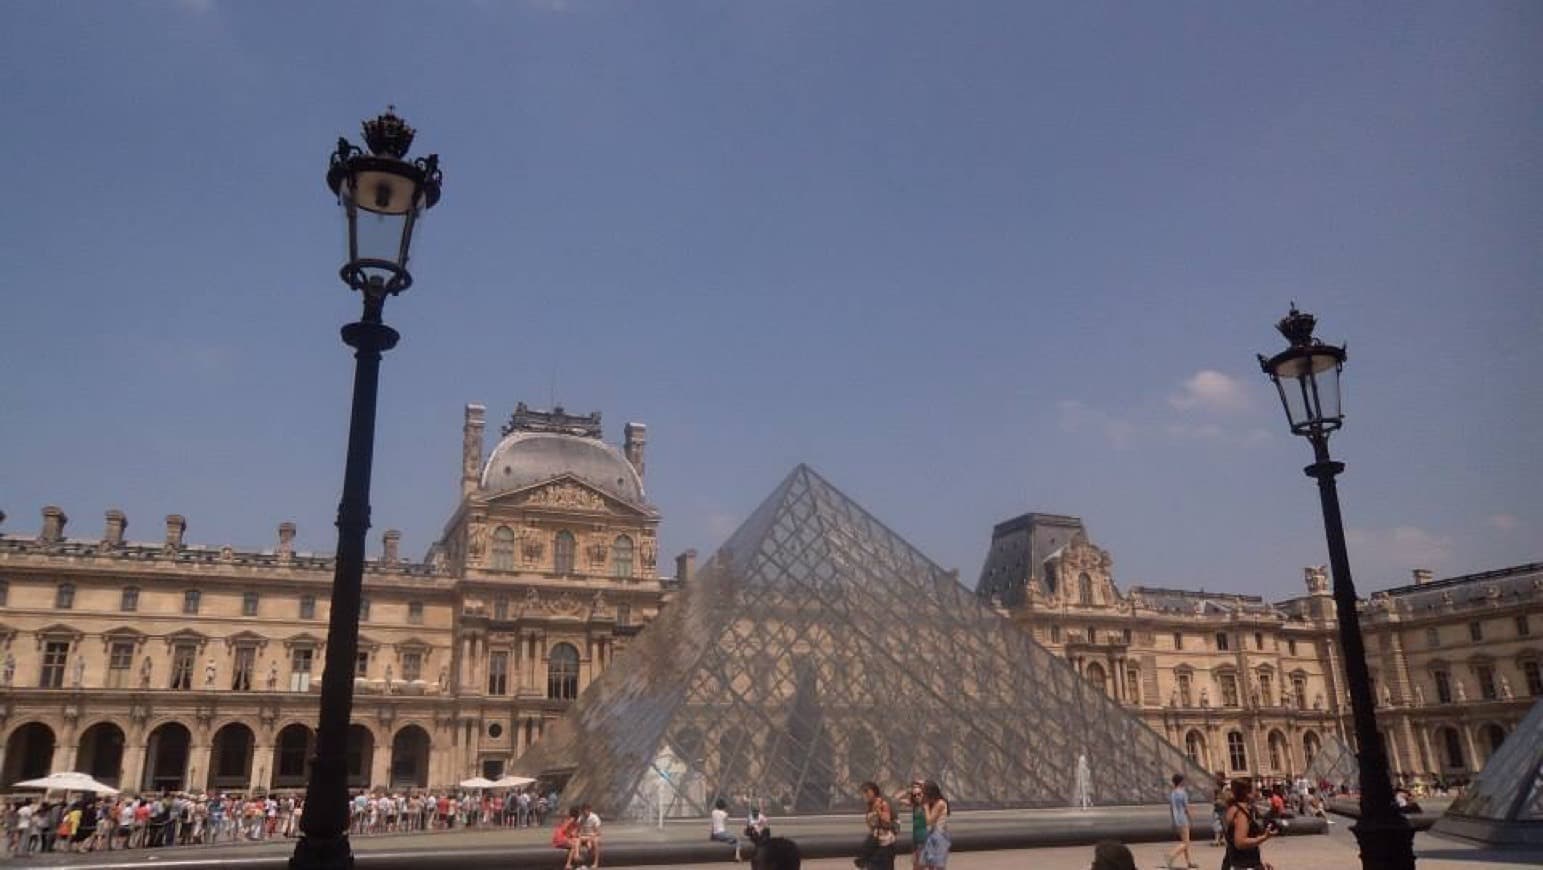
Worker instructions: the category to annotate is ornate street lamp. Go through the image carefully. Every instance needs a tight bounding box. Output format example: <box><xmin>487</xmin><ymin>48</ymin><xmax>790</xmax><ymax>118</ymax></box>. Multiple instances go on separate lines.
<box><xmin>290</xmin><ymin>109</ymin><xmax>441</xmax><ymax>870</ymax></box>
<box><xmin>1258</xmin><ymin>306</ymin><xmax>1414</xmax><ymax>870</ymax></box>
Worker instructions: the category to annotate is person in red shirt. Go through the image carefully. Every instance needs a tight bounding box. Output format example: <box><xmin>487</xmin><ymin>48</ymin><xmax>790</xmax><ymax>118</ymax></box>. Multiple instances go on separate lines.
<box><xmin>552</xmin><ymin>807</ymin><xmax>580</xmax><ymax>869</ymax></box>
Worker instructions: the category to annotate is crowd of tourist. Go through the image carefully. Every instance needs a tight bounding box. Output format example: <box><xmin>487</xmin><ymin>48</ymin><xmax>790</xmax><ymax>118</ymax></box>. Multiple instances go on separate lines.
<box><xmin>0</xmin><ymin>786</ymin><xmax>560</xmax><ymax>858</ymax></box>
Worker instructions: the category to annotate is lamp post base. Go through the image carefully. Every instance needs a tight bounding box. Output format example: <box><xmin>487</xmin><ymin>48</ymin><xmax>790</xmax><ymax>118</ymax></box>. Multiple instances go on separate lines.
<box><xmin>289</xmin><ymin>831</ymin><xmax>355</xmax><ymax>870</ymax></box>
<box><xmin>1350</xmin><ymin>814</ymin><xmax>1416</xmax><ymax>870</ymax></box>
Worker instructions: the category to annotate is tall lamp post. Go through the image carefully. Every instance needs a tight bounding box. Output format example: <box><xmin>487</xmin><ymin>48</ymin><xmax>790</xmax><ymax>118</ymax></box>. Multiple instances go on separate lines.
<box><xmin>290</xmin><ymin>109</ymin><xmax>442</xmax><ymax>870</ymax></box>
<box><xmin>1258</xmin><ymin>306</ymin><xmax>1414</xmax><ymax>870</ymax></box>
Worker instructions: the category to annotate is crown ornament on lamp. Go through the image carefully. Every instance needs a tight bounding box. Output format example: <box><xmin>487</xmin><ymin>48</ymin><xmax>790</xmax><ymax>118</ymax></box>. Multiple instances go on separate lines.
<box><xmin>362</xmin><ymin>106</ymin><xmax>416</xmax><ymax>158</ymax></box>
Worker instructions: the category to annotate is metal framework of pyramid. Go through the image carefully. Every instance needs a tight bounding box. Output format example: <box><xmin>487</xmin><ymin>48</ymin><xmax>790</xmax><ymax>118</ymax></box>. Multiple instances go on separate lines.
<box><xmin>1434</xmin><ymin>699</ymin><xmax>1543</xmax><ymax>846</ymax></box>
<box><xmin>1302</xmin><ymin>733</ymin><xmax>1359</xmax><ymax>793</ymax></box>
<box><xmin>518</xmin><ymin>465</ymin><xmax>1209</xmax><ymax>819</ymax></box>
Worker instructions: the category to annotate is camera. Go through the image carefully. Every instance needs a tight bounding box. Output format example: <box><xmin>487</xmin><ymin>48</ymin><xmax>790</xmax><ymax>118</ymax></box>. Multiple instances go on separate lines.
<box><xmin>1266</xmin><ymin>819</ymin><xmax>1289</xmax><ymax>834</ymax></box>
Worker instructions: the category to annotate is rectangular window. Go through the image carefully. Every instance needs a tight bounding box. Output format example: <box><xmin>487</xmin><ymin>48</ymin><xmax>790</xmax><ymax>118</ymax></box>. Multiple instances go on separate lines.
<box><xmin>1227</xmin><ymin>732</ymin><xmax>1248</xmax><ymax>771</ymax></box>
<box><xmin>184</xmin><ymin>589</ymin><xmax>201</xmax><ymax>615</ymax></box>
<box><xmin>401</xmin><ymin>651</ymin><xmax>423</xmax><ymax>682</ymax></box>
<box><xmin>1434</xmin><ymin>670</ymin><xmax>1452</xmax><ymax>704</ymax></box>
<box><xmin>1216</xmin><ymin>632</ymin><xmax>1230</xmax><ymax>652</ymax></box>
<box><xmin>0</xmin><ymin>579</ymin><xmax>8</xmax><ymax>606</ymax></box>
<box><xmin>493</xmin><ymin>597</ymin><xmax>509</xmax><ymax>621</ymax></box>
<box><xmin>1524</xmin><ymin>661</ymin><xmax>1542</xmax><ymax>697</ymax></box>
<box><xmin>1477</xmin><ymin>665</ymin><xmax>1497</xmax><ymax>701</ymax></box>
<box><xmin>1050</xmin><ymin>624</ymin><xmax>1062</xmax><ymax>644</ymax></box>
<box><xmin>1220</xmin><ymin>674</ymin><xmax>1240</xmax><ymax>707</ymax></box>
<box><xmin>39</xmin><ymin>640</ymin><xmax>70</xmax><ymax>688</ymax></box>
<box><xmin>359</xmin><ymin>597</ymin><xmax>370</xmax><ymax>622</ymax></box>
<box><xmin>1517</xmin><ymin>614</ymin><xmax>1531</xmax><ymax>638</ymax></box>
<box><xmin>1469</xmin><ymin>621</ymin><xmax>1483</xmax><ymax>642</ymax></box>
<box><xmin>355</xmin><ymin>650</ymin><xmax>370</xmax><ymax>679</ymax></box>
<box><xmin>232</xmin><ymin>646</ymin><xmax>255</xmax><ymax>691</ymax></box>
<box><xmin>107</xmin><ymin>641</ymin><xmax>134</xmax><ymax>688</ymax></box>
<box><xmin>1292</xmin><ymin>675</ymin><xmax>1308</xmax><ymax>709</ymax></box>
<box><xmin>1259</xmin><ymin>673</ymin><xmax>1274</xmax><ymax>706</ymax></box>
<box><xmin>290</xmin><ymin>648</ymin><xmax>313</xmax><ymax>692</ymax></box>
<box><xmin>1287</xmin><ymin>639</ymin><xmax>1298</xmax><ymax>656</ymax></box>
<box><xmin>1254</xmin><ymin>631</ymin><xmax>1264</xmax><ymax>650</ymax></box>
<box><xmin>170</xmin><ymin>644</ymin><xmax>196</xmax><ymax>690</ymax></box>
<box><xmin>120</xmin><ymin>587</ymin><xmax>139</xmax><ymax>612</ymax></box>
<box><xmin>1172</xmin><ymin>632</ymin><xmax>1183</xmax><ymax>650</ymax></box>
<box><xmin>1122</xmin><ymin>628</ymin><xmax>1132</xmax><ymax>645</ymax></box>
<box><xmin>299</xmin><ymin>595</ymin><xmax>316</xmax><ymax>620</ymax></box>
<box><xmin>243</xmin><ymin>591</ymin><xmax>260</xmax><ymax>617</ymax></box>
<box><xmin>1426</xmin><ymin>627</ymin><xmax>1440</xmax><ymax>648</ymax></box>
<box><xmin>407</xmin><ymin>601</ymin><xmax>424</xmax><ymax>625</ymax></box>
<box><xmin>616</xmin><ymin>604</ymin><xmax>631</xmax><ymax>627</ymax></box>
<box><xmin>1125</xmin><ymin>667</ymin><xmax>1139</xmax><ymax>702</ymax></box>
<box><xmin>55</xmin><ymin>583</ymin><xmax>75</xmax><ymax>609</ymax></box>
<box><xmin>1178</xmin><ymin>673</ymin><xmax>1192</xmax><ymax>707</ymax></box>
<box><xmin>488</xmin><ymin>651</ymin><xmax>509</xmax><ymax>695</ymax></box>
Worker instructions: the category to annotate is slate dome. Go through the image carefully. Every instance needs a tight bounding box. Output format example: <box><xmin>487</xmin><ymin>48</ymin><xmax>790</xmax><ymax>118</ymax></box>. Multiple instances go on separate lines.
<box><xmin>481</xmin><ymin>430</ymin><xmax>644</xmax><ymax>503</ymax></box>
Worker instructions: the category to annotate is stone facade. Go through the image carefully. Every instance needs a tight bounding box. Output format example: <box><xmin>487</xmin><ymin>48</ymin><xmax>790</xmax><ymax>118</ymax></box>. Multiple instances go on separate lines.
<box><xmin>0</xmin><ymin>402</ymin><xmax>670</xmax><ymax>795</ymax></box>
<box><xmin>978</xmin><ymin>513</ymin><xmax>1540</xmax><ymax>785</ymax></box>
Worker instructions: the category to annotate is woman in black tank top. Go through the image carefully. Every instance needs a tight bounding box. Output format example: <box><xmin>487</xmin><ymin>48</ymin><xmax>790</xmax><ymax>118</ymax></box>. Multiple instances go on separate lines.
<box><xmin>1223</xmin><ymin>778</ymin><xmax>1275</xmax><ymax>870</ymax></box>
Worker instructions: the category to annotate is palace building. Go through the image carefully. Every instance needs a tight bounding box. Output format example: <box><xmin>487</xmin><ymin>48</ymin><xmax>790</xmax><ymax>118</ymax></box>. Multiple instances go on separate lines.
<box><xmin>0</xmin><ymin>402</ymin><xmax>675</xmax><ymax>795</ymax></box>
<box><xmin>977</xmin><ymin>513</ymin><xmax>1540</xmax><ymax>786</ymax></box>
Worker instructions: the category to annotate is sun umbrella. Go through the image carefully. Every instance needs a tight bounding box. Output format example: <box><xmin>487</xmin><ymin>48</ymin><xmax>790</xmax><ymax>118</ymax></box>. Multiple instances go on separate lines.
<box><xmin>12</xmin><ymin>771</ymin><xmax>120</xmax><ymax>795</ymax></box>
<box><xmin>458</xmin><ymin>776</ymin><xmax>498</xmax><ymax>789</ymax></box>
<box><xmin>493</xmin><ymin>775</ymin><xmax>535</xmax><ymax>788</ymax></box>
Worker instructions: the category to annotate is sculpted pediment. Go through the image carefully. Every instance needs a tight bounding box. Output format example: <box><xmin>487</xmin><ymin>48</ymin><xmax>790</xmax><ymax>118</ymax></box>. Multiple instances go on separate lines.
<box><xmin>489</xmin><ymin>474</ymin><xmax>653</xmax><ymax>517</ymax></box>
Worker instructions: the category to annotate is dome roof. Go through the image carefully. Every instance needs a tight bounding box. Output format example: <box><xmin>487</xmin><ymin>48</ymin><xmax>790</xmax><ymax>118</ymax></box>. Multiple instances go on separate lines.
<box><xmin>481</xmin><ymin>430</ymin><xmax>645</xmax><ymax>504</ymax></box>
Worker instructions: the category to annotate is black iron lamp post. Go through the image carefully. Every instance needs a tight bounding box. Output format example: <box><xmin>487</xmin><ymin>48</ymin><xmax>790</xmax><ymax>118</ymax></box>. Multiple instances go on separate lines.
<box><xmin>1258</xmin><ymin>306</ymin><xmax>1414</xmax><ymax>870</ymax></box>
<box><xmin>290</xmin><ymin>109</ymin><xmax>441</xmax><ymax>870</ymax></box>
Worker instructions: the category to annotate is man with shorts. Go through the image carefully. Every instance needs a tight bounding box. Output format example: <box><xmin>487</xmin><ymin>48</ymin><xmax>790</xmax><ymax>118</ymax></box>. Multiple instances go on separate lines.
<box><xmin>1165</xmin><ymin>773</ymin><xmax>1196</xmax><ymax>869</ymax></box>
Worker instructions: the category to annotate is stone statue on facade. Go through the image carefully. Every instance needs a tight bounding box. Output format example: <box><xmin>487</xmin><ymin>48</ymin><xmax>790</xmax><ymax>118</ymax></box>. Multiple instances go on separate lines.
<box><xmin>1199</xmin><ymin>687</ymin><xmax>1210</xmax><ymax>708</ymax></box>
<box><xmin>1169</xmin><ymin>688</ymin><xmax>1178</xmax><ymax>708</ymax></box>
<box><xmin>1313</xmin><ymin>692</ymin><xmax>1323</xmax><ymax>710</ymax></box>
<box><xmin>1455</xmin><ymin>680</ymin><xmax>1467</xmax><ymax>703</ymax></box>
<box><xmin>71</xmin><ymin>655</ymin><xmax>85</xmax><ymax>688</ymax></box>
<box><xmin>437</xmin><ymin>666</ymin><xmax>449</xmax><ymax>692</ymax></box>
<box><xmin>1413</xmin><ymin>684</ymin><xmax>1424</xmax><ymax>706</ymax></box>
<box><xmin>384</xmin><ymin>663</ymin><xmax>394</xmax><ymax>694</ymax></box>
<box><xmin>1499</xmin><ymin>675</ymin><xmax>1514</xmax><ymax>700</ymax></box>
<box><xmin>267</xmin><ymin>660</ymin><xmax>279</xmax><ymax>690</ymax></box>
<box><xmin>139</xmin><ymin>656</ymin><xmax>153</xmax><ymax>689</ymax></box>
<box><xmin>1380</xmin><ymin>683</ymin><xmax>1392</xmax><ymax>706</ymax></box>
<box><xmin>2</xmin><ymin>653</ymin><xmax>14</xmax><ymax>687</ymax></box>
<box><xmin>204</xmin><ymin>658</ymin><xmax>217</xmax><ymax>688</ymax></box>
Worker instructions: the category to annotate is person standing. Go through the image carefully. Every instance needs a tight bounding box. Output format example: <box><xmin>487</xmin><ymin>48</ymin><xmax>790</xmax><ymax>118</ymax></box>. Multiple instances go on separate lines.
<box><xmin>709</xmin><ymin>797</ymin><xmax>741</xmax><ymax>862</ymax></box>
<box><xmin>1222</xmin><ymin>779</ymin><xmax>1275</xmax><ymax>870</ymax></box>
<box><xmin>894</xmin><ymin>782</ymin><xmax>927</xmax><ymax>870</ymax></box>
<box><xmin>853</xmin><ymin>782</ymin><xmax>895</xmax><ymax>870</ymax></box>
<box><xmin>918</xmin><ymin>781</ymin><xmax>949</xmax><ymax>870</ymax></box>
<box><xmin>1164</xmin><ymin>774</ymin><xmax>1197</xmax><ymax>869</ymax></box>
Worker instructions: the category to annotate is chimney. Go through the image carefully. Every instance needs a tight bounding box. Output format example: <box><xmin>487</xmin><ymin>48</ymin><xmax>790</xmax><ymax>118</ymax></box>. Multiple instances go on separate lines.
<box><xmin>624</xmin><ymin>422</ymin><xmax>647</xmax><ymax>481</ymax></box>
<box><xmin>0</xmin><ymin>509</ymin><xmax>7</xmax><ymax>529</ymax></box>
<box><xmin>278</xmin><ymin>522</ymin><xmax>296</xmax><ymax>560</ymax></box>
<box><xmin>462</xmin><ymin>404</ymin><xmax>486</xmax><ymax>497</ymax></box>
<box><xmin>164</xmin><ymin>514</ymin><xmax>186</xmax><ymax>550</ymax></box>
<box><xmin>1412</xmin><ymin>568</ymin><xmax>1433</xmax><ymax>586</ymax></box>
<box><xmin>104</xmin><ymin>509</ymin><xmax>127</xmax><ymax>547</ymax></box>
<box><xmin>675</xmin><ymin>549</ymin><xmax>697</xmax><ymax>585</ymax></box>
<box><xmin>383</xmin><ymin>529</ymin><xmax>402</xmax><ymax>564</ymax></box>
<box><xmin>40</xmin><ymin>506</ymin><xmax>68</xmax><ymax>542</ymax></box>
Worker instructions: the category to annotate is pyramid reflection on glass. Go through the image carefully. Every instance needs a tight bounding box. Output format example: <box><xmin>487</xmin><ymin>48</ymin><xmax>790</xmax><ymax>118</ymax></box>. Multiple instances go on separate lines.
<box><xmin>518</xmin><ymin>464</ymin><xmax>1210</xmax><ymax>818</ymax></box>
<box><xmin>1434</xmin><ymin>699</ymin><xmax>1543</xmax><ymax>845</ymax></box>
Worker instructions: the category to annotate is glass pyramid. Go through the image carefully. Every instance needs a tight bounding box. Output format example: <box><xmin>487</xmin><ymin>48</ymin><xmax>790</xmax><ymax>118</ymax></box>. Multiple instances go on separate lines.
<box><xmin>1440</xmin><ymin>699</ymin><xmax>1543</xmax><ymax>829</ymax></box>
<box><xmin>1302</xmin><ymin>733</ymin><xmax>1359</xmax><ymax>793</ymax></box>
<box><xmin>518</xmin><ymin>464</ymin><xmax>1210</xmax><ymax>819</ymax></box>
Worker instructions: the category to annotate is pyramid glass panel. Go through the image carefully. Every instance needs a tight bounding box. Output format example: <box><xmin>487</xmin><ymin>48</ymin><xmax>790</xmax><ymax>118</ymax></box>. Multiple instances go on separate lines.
<box><xmin>1443</xmin><ymin>699</ymin><xmax>1543</xmax><ymax>823</ymax></box>
<box><xmin>518</xmin><ymin>465</ymin><xmax>1210</xmax><ymax>819</ymax></box>
<box><xmin>1302</xmin><ymin>733</ymin><xmax>1359</xmax><ymax>793</ymax></box>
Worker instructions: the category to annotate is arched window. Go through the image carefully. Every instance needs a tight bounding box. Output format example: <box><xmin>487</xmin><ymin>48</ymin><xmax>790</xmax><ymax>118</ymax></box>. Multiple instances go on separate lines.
<box><xmin>1481</xmin><ymin>723</ymin><xmax>1506</xmax><ymax>757</ymax></box>
<box><xmin>492</xmin><ymin>526</ymin><xmax>516</xmax><ymax>570</ymax></box>
<box><xmin>547</xmin><ymin>642</ymin><xmax>580</xmax><ymax>700</ymax></box>
<box><xmin>553</xmin><ymin>531</ymin><xmax>576</xmax><ymax>575</ymax></box>
<box><xmin>1185</xmin><ymin>731</ymin><xmax>1206</xmax><ymax>767</ymax></box>
<box><xmin>1044</xmin><ymin>563</ymin><xmax>1058</xmax><ymax>596</ymax></box>
<box><xmin>1085</xmin><ymin>662</ymin><xmax>1108</xmax><ymax>695</ymax></box>
<box><xmin>1441</xmin><ymin>727</ymin><xmax>1464</xmax><ymax>769</ymax></box>
<box><xmin>1078</xmin><ymin>573</ymin><xmax>1093</xmax><ymax>606</ymax></box>
<box><xmin>1267</xmin><ymin>730</ymin><xmax>1287</xmax><ymax>771</ymax></box>
<box><xmin>1226</xmin><ymin>731</ymin><xmax>1247</xmax><ymax>771</ymax></box>
<box><xmin>611</xmin><ymin>535</ymin><xmax>634</xmax><ymax>579</ymax></box>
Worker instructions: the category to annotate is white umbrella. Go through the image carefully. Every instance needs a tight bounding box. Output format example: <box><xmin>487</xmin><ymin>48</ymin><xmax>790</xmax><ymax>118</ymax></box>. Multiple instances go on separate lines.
<box><xmin>12</xmin><ymin>771</ymin><xmax>120</xmax><ymax>795</ymax></box>
<box><xmin>493</xmin><ymin>775</ymin><xmax>535</xmax><ymax>788</ymax></box>
<box><xmin>458</xmin><ymin>776</ymin><xmax>498</xmax><ymax>789</ymax></box>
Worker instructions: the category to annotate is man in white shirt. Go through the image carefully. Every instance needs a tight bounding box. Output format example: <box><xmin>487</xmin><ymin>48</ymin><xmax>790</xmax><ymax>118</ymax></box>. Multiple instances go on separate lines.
<box><xmin>576</xmin><ymin>803</ymin><xmax>602</xmax><ymax>868</ymax></box>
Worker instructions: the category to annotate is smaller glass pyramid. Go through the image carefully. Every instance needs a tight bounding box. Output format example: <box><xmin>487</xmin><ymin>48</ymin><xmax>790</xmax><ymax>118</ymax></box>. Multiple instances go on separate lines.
<box><xmin>518</xmin><ymin>465</ymin><xmax>1210</xmax><ymax>818</ymax></box>
<box><xmin>1302</xmin><ymin>733</ymin><xmax>1359</xmax><ymax>793</ymax></box>
<box><xmin>1436</xmin><ymin>698</ymin><xmax>1543</xmax><ymax>843</ymax></box>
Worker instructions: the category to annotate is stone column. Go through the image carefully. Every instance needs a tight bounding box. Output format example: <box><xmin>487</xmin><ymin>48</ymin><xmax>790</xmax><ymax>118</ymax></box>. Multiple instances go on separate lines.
<box><xmin>1417</xmin><ymin>725</ymin><xmax>1436</xmax><ymax>778</ymax></box>
<box><xmin>1461</xmin><ymin>723</ymin><xmax>1481</xmax><ymax>774</ymax></box>
<box><xmin>121</xmin><ymin>737</ymin><xmax>147</xmax><ymax>793</ymax></box>
<box><xmin>250</xmin><ymin>746</ymin><xmax>272</xmax><ymax>793</ymax></box>
<box><xmin>369</xmin><ymin>735</ymin><xmax>390</xmax><ymax>790</ymax></box>
<box><xmin>188</xmin><ymin>742</ymin><xmax>211</xmax><ymax>791</ymax></box>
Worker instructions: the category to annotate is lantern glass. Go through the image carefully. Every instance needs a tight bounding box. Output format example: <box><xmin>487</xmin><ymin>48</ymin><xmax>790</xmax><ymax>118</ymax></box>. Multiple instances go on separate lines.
<box><xmin>1268</xmin><ymin>346</ymin><xmax>1344</xmax><ymax>435</ymax></box>
<box><xmin>334</xmin><ymin>156</ymin><xmax>430</xmax><ymax>293</ymax></box>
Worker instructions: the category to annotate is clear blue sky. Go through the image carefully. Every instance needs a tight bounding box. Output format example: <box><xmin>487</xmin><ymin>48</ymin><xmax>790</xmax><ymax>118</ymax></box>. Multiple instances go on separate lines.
<box><xmin>1</xmin><ymin>1</ymin><xmax>1537</xmax><ymax>598</ymax></box>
